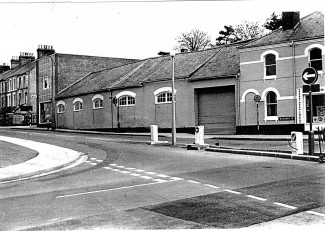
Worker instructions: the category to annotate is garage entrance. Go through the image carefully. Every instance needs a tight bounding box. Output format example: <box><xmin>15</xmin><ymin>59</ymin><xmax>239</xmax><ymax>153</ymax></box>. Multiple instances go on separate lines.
<box><xmin>196</xmin><ymin>86</ymin><xmax>236</xmax><ymax>134</ymax></box>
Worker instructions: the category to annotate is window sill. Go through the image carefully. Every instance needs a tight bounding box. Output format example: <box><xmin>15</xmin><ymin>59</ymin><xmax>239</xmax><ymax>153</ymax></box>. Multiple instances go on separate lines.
<box><xmin>119</xmin><ymin>105</ymin><xmax>135</xmax><ymax>107</ymax></box>
<box><xmin>263</xmin><ymin>75</ymin><xmax>277</xmax><ymax>80</ymax></box>
<box><xmin>73</xmin><ymin>109</ymin><xmax>83</xmax><ymax>112</ymax></box>
<box><xmin>93</xmin><ymin>107</ymin><xmax>103</xmax><ymax>110</ymax></box>
<box><xmin>264</xmin><ymin>116</ymin><xmax>278</xmax><ymax>122</ymax></box>
<box><xmin>155</xmin><ymin>101</ymin><xmax>172</xmax><ymax>105</ymax></box>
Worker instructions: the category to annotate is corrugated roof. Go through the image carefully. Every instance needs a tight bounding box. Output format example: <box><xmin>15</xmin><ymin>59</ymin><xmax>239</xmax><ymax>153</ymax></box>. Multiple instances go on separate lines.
<box><xmin>0</xmin><ymin>61</ymin><xmax>36</xmax><ymax>81</ymax></box>
<box><xmin>57</xmin><ymin>46</ymin><xmax>242</xmax><ymax>99</ymax></box>
<box><xmin>241</xmin><ymin>11</ymin><xmax>324</xmax><ymax>48</ymax></box>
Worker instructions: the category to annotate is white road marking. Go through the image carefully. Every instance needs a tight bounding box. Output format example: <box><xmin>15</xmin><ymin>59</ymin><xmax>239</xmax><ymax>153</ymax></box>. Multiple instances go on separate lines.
<box><xmin>125</xmin><ymin>167</ymin><xmax>136</xmax><ymax>170</ymax></box>
<box><xmin>94</xmin><ymin>159</ymin><xmax>103</xmax><ymax>162</ymax></box>
<box><xmin>306</xmin><ymin>211</ymin><xmax>325</xmax><ymax>217</ymax></box>
<box><xmin>89</xmin><ymin>163</ymin><xmax>97</xmax><ymax>165</ymax></box>
<box><xmin>55</xmin><ymin>135</ymin><xmax>76</xmax><ymax>138</ymax></box>
<box><xmin>187</xmin><ymin>180</ymin><xmax>200</xmax><ymax>184</ymax></box>
<box><xmin>90</xmin><ymin>158</ymin><xmax>97</xmax><ymax>160</ymax></box>
<box><xmin>130</xmin><ymin>173</ymin><xmax>140</xmax><ymax>176</ymax></box>
<box><xmin>57</xmin><ymin>181</ymin><xmax>165</xmax><ymax>198</ymax></box>
<box><xmin>223</xmin><ymin>189</ymin><xmax>242</xmax><ymax>194</ymax></box>
<box><xmin>109</xmin><ymin>164</ymin><xmax>117</xmax><ymax>166</ymax></box>
<box><xmin>153</xmin><ymin>179</ymin><xmax>168</xmax><ymax>183</ymax></box>
<box><xmin>141</xmin><ymin>176</ymin><xmax>153</xmax><ymax>180</ymax></box>
<box><xmin>156</xmin><ymin>174</ymin><xmax>169</xmax><ymax>178</ymax></box>
<box><xmin>84</xmin><ymin>161</ymin><xmax>91</xmax><ymax>163</ymax></box>
<box><xmin>120</xmin><ymin>171</ymin><xmax>131</xmax><ymax>174</ymax></box>
<box><xmin>273</xmin><ymin>202</ymin><xmax>297</xmax><ymax>210</ymax></box>
<box><xmin>115</xmin><ymin>165</ymin><xmax>125</xmax><ymax>168</ymax></box>
<box><xmin>134</xmin><ymin>169</ymin><xmax>145</xmax><ymax>172</ymax></box>
<box><xmin>145</xmin><ymin>172</ymin><xmax>157</xmax><ymax>175</ymax></box>
<box><xmin>111</xmin><ymin>169</ymin><xmax>121</xmax><ymax>172</ymax></box>
<box><xmin>204</xmin><ymin>184</ymin><xmax>220</xmax><ymax>189</ymax></box>
<box><xmin>247</xmin><ymin>195</ymin><xmax>267</xmax><ymax>201</ymax></box>
<box><xmin>103</xmin><ymin>167</ymin><xmax>112</xmax><ymax>170</ymax></box>
<box><xmin>170</xmin><ymin>177</ymin><xmax>183</xmax><ymax>181</ymax></box>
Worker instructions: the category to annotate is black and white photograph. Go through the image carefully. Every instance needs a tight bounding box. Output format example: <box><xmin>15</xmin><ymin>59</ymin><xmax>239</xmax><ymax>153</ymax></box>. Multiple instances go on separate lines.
<box><xmin>0</xmin><ymin>0</ymin><xmax>324</xmax><ymax>230</ymax></box>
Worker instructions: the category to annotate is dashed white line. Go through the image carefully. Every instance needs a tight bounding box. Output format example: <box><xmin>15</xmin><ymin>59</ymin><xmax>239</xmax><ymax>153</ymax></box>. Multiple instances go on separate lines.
<box><xmin>115</xmin><ymin>165</ymin><xmax>125</xmax><ymax>168</ymax></box>
<box><xmin>120</xmin><ymin>171</ymin><xmax>131</xmax><ymax>174</ymax></box>
<box><xmin>187</xmin><ymin>180</ymin><xmax>200</xmax><ymax>184</ymax></box>
<box><xmin>134</xmin><ymin>169</ymin><xmax>145</xmax><ymax>172</ymax></box>
<box><xmin>145</xmin><ymin>172</ymin><xmax>157</xmax><ymax>175</ymax></box>
<box><xmin>109</xmin><ymin>164</ymin><xmax>117</xmax><ymax>166</ymax></box>
<box><xmin>89</xmin><ymin>163</ymin><xmax>97</xmax><ymax>165</ymax></box>
<box><xmin>170</xmin><ymin>177</ymin><xmax>183</xmax><ymax>181</ymax></box>
<box><xmin>103</xmin><ymin>167</ymin><xmax>112</xmax><ymax>170</ymax></box>
<box><xmin>125</xmin><ymin>167</ymin><xmax>136</xmax><ymax>170</ymax></box>
<box><xmin>130</xmin><ymin>173</ymin><xmax>141</xmax><ymax>176</ymax></box>
<box><xmin>273</xmin><ymin>202</ymin><xmax>297</xmax><ymax>210</ymax></box>
<box><xmin>306</xmin><ymin>211</ymin><xmax>325</xmax><ymax>217</ymax></box>
<box><xmin>156</xmin><ymin>174</ymin><xmax>169</xmax><ymax>178</ymax></box>
<box><xmin>223</xmin><ymin>189</ymin><xmax>242</xmax><ymax>194</ymax></box>
<box><xmin>111</xmin><ymin>169</ymin><xmax>121</xmax><ymax>172</ymax></box>
<box><xmin>94</xmin><ymin>159</ymin><xmax>103</xmax><ymax>162</ymax></box>
<box><xmin>153</xmin><ymin>179</ymin><xmax>168</xmax><ymax>183</ymax></box>
<box><xmin>247</xmin><ymin>195</ymin><xmax>267</xmax><ymax>201</ymax></box>
<box><xmin>204</xmin><ymin>184</ymin><xmax>220</xmax><ymax>189</ymax></box>
<box><xmin>90</xmin><ymin>158</ymin><xmax>97</xmax><ymax>160</ymax></box>
<box><xmin>140</xmin><ymin>176</ymin><xmax>153</xmax><ymax>180</ymax></box>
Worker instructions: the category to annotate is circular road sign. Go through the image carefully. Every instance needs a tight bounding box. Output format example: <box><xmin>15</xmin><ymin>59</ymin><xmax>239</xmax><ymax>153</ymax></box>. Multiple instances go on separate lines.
<box><xmin>302</xmin><ymin>67</ymin><xmax>318</xmax><ymax>85</ymax></box>
<box><xmin>254</xmin><ymin>95</ymin><xmax>261</xmax><ymax>102</ymax></box>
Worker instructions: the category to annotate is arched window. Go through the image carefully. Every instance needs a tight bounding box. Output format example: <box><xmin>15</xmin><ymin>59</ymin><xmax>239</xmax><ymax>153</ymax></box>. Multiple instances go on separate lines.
<box><xmin>73</xmin><ymin>98</ymin><xmax>83</xmax><ymax>111</ymax></box>
<box><xmin>264</xmin><ymin>54</ymin><xmax>276</xmax><ymax>77</ymax></box>
<box><xmin>266</xmin><ymin>91</ymin><xmax>277</xmax><ymax>117</ymax></box>
<box><xmin>309</xmin><ymin>48</ymin><xmax>322</xmax><ymax>71</ymax></box>
<box><xmin>118</xmin><ymin>95</ymin><xmax>135</xmax><ymax>106</ymax></box>
<box><xmin>156</xmin><ymin>92</ymin><xmax>173</xmax><ymax>104</ymax></box>
<box><xmin>57</xmin><ymin>104</ymin><xmax>65</xmax><ymax>113</ymax></box>
<box><xmin>93</xmin><ymin>98</ymin><xmax>103</xmax><ymax>109</ymax></box>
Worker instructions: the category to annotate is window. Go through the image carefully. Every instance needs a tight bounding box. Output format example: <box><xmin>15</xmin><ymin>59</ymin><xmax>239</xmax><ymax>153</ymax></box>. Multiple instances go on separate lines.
<box><xmin>156</xmin><ymin>92</ymin><xmax>173</xmax><ymax>104</ymax></box>
<box><xmin>24</xmin><ymin>92</ymin><xmax>28</xmax><ymax>104</ymax></box>
<box><xmin>43</xmin><ymin>77</ymin><xmax>50</xmax><ymax>89</ymax></box>
<box><xmin>18</xmin><ymin>92</ymin><xmax>22</xmax><ymax>105</ymax></box>
<box><xmin>266</xmin><ymin>91</ymin><xmax>277</xmax><ymax>117</ymax></box>
<box><xmin>7</xmin><ymin>94</ymin><xmax>11</xmax><ymax>107</ymax></box>
<box><xmin>118</xmin><ymin>95</ymin><xmax>135</xmax><ymax>106</ymax></box>
<box><xmin>309</xmin><ymin>48</ymin><xmax>323</xmax><ymax>71</ymax></box>
<box><xmin>12</xmin><ymin>93</ymin><xmax>16</xmax><ymax>106</ymax></box>
<box><xmin>264</xmin><ymin>54</ymin><xmax>276</xmax><ymax>77</ymax></box>
<box><xmin>13</xmin><ymin>78</ymin><xmax>16</xmax><ymax>90</ymax></box>
<box><xmin>93</xmin><ymin>98</ymin><xmax>103</xmax><ymax>109</ymax></box>
<box><xmin>57</xmin><ymin>104</ymin><xmax>65</xmax><ymax>113</ymax></box>
<box><xmin>74</xmin><ymin>101</ymin><xmax>83</xmax><ymax>111</ymax></box>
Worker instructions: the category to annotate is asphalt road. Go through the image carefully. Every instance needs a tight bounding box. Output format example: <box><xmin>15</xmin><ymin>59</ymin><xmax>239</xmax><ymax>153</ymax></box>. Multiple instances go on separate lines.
<box><xmin>0</xmin><ymin>129</ymin><xmax>325</xmax><ymax>230</ymax></box>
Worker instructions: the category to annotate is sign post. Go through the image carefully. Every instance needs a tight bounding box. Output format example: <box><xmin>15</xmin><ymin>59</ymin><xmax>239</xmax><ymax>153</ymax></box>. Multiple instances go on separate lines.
<box><xmin>254</xmin><ymin>95</ymin><xmax>261</xmax><ymax>133</ymax></box>
<box><xmin>302</xmin><ymin>67</ymin><xmax>318</xmax><ymax>156</ymax></box>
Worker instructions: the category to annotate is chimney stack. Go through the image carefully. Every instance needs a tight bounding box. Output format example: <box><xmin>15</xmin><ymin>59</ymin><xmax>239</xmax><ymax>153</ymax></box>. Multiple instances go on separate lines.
<box><xmin>0</xmin><ymin>63</ymin><xmax>10</xmax><ymax>73</ymax></box>
<box><xmin>19</xmin><ymin>52</ymin><xmax>35</xmax><ymax>66</ymax></box>
<box><xmin>37</xmin><ymin>45</ymin><xmax>55</xmax><ymax>59</ymax></box>
<box><xmin>282</xmin><ymin>11</ymin><xmax>300</xmax><ymax>30</ymax></box>
<box><xmin>10</xmin><ymin>56</ymin><xmax>20</xmax><ymax>69</ymax></box>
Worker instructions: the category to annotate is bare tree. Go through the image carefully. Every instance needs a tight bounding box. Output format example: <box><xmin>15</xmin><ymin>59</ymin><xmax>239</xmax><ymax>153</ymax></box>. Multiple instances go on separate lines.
<box><xmin>175</xmin><ymin>29</ymin><xmax>211</xmax><ymax>51</ymax></box>
<box><xmin>234</xmin><ymin>21</ymin><xmax>267</xmax><ymax>41</ymax></box>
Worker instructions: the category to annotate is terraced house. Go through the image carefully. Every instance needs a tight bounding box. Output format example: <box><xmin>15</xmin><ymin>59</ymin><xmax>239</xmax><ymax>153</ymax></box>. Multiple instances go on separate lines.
<box><xmin>239</xmin><ymin>11</ymin><xmax>324</xmax><ymax>134</ymax></box>
<box><xmin>0</xmin><ymin>53</ymin><xmax>37</xmax><ymax>125</ymax></box>
<box><xmin>56</xmin><ymin>42</ymin><xmax>245</xmax><ymax>134</ymax></box>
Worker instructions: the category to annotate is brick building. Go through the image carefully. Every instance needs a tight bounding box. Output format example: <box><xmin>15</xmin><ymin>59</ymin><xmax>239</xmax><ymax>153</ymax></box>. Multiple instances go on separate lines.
<box><xmin>238</xmin><ymin>11</ymin><xmax>324</xmax><ymax>134</ymax></box>
<box><xmin>56</xmin><ymin>42</ymin><xmax>245</xmax><ymax>134</ymax></box>
<box><xmin>36</xmin><ymin>45</ymin><xmax>138</xmax><ymax>127</ymax></box>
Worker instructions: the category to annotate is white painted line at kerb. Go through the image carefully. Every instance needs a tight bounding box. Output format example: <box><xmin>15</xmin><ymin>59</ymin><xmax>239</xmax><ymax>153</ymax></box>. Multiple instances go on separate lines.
<box><xmin>223</xmin><ymin>189</ymin><xmax>242</xmax><ymax>194</ymax></box>
<box><xmin>187</xmin><ymin>180</ymin><xmax>200</xmax><ymax>184</ymax></box>
<box><xmin>273</xmin><ymin>202</ymin><xmax>297</xmax><ymax>210</ymax></box>
<box><xmin>57</xmin><ymin>181</ymin><xmax>164</xmax><ymax>198</ymax></box>
<box><xmin>306</xmin><ymin>211</ymin><xmax>325</xmax><ymax>217</ymax></box>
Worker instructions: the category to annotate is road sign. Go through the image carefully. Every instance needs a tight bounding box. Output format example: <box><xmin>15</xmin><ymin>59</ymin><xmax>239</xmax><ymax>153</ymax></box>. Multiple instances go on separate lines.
<box><xmin>253</xmin><ymin>95</ymin><xmax>261</xmax><ymax>102</ymax></box>
<box><xmin>302</xmin><ymin>67</ymin><xmax>318</xmax><ymax>85</ymax></box>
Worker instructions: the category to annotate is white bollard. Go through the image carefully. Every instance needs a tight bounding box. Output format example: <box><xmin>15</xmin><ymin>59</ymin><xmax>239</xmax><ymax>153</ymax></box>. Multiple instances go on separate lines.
<box><xmin>151</xmin><ymin>125</ymin><xmax>159</xmax><ymax>143</ymax></box>
<box><xmin>291</xmin><ymin>131</ymin><xmax>303</xmax><ymax>155</ymax></box>
<box><xmin>195</xmin><ymin>126</ymin><xmax>205</xmax><ymax>145</ymax></box>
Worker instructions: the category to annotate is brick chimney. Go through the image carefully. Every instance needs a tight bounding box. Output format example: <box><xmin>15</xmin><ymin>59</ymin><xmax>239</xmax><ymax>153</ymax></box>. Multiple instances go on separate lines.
<box><xmin>282</xmin><ymin>11</ymin><xmax>300</xmax><ymax>30</ymax></box>
<box><xmin>0</xmin><ymin>63</ymin><xmax>10</xmax><ymax>73</ymax></box>
<box><xmin>10</xmin><ymin>56</ymin><xmax>20</xmax><ymax>69</ymax></box>
<box><xmin>37</xmin><ymin>45</ymin><xmax>55</xmax><ymax>59</ymax></box>
<box><xmin>19</xmin><ymin>52</ymin><xmax>35</xmax><ymax>66</ymax></box>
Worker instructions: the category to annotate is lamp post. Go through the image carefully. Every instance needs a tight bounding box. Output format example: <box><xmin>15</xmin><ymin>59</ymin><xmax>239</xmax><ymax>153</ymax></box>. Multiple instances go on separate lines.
<box><xmin>158</xmin><ymin>51</ymin><xmax>176</xmax><ymax>145</ymax></box>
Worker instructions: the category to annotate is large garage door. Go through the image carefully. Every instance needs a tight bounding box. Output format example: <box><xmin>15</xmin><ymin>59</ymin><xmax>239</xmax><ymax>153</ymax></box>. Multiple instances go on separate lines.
<box><xmin>197</xmin><ymin>86</ymin><xmax>236</xmax><ymax>134</ymax></box>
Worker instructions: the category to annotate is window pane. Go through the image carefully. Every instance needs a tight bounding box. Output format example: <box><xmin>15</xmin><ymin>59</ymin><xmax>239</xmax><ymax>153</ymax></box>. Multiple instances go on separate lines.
<box><xmin>267</xmin><ymin>104</ymin><xmax>277</xmax><ymax>116</ymax></box>
<box><xmin>267</xmin><ymin>92</ymin><xmax>277</xmax><ymax>103</ymax></box>
<box><xmin>128</xmin><ymin>97</ymin><xmax>135</xmax><ymax>105</ymax></box>
<box><xmin>310</xmin><ymin>48</ymin><xmax>322</xmax><ymax>60</ymax></box>
<box><xmin>310</xmin><ymin>60</ymin><xmax>322</xmax><ymax>71</ymax></box>
<box><xmin>266</xmin><ymin>65</ymin><xmax>276</xmax><ymax>76</ymax></box>
<box><xmin>119</xmin><ymin>96</ymin><xmax>127</xmax><ymax>105</ymax></box>
<box><xmin>265</xmin><ymin>54</ymin><xmax>276</xmax><ymax>65</ymax></box>
<box><xmin>157</xmin><ymin>93</ymin><xmax>165</xmax><ymax>103</ymax></box>
<box><xmin>166</xmin><ymin>92</ymin><xmax>172</xmax><ymax>102</ymax></box>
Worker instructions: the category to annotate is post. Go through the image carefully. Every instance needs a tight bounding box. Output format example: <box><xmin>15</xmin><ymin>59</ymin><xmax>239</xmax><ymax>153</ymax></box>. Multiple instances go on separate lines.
<box><xmin>151</xmin><ymin>125</ymin><xmax>159</xmax><ymax>143</ymax></box>
<box><xmin>256</xmin><ymin>103</ymin><xmax>259</xmax><ymax>133</ymax></box>
<box><xmin>171</xmin><ymin>54</ymin><xmax>176</xmax><ymax>145</ymax></box>
<box><xmin>117</xmin><ymin>98</ymin><xmax>120</xmax><ymax>133</ymax></box>
<box><xmin>309</xmin><ymin>86</ymin><xmax>314</xmax><ymax>155</ymax></box>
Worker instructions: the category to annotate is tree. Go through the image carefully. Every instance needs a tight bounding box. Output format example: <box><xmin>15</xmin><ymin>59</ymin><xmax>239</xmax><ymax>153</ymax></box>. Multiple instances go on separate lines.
<box><xmin>175</xmin><ymin>29</ymin><xmax>211</xmax><ymax>51</ymax></box>
<box><xmin>216</xmin><ymin>25</ymin><xmax>240</xmax><ymax>45</ymax></box>
<box><xmin>216</xmin><ymin>21</ymin><xmax>266</xmax><ymax>45</ymax></box>
<box><xmin>263</xmin><ymin>12</ymin><xmax>283</xmax><ymax>31</ymax></box>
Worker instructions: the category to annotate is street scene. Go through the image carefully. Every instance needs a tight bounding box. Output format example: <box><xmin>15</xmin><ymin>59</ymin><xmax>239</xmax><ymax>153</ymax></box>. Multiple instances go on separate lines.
<box><xmin>0</xmin><ymin>0</ymin><xmax>324</xmax><ymax>230</ymax></box>
<box><xmin>0</xmin><ymin>127</ymin><xmax>325</xmax><ymax>230</ymax></box>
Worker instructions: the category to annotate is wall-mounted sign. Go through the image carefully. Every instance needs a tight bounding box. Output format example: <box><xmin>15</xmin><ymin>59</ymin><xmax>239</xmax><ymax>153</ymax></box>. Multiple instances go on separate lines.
<box><xmin>279</xmin><ymin>117</ymin><xmax>295</xmax><ymax>121</ymax></box>
<box><xmin>302</xmin><ymin>67</ymin><xmax>318</xmax><ymax>85</ymax></box>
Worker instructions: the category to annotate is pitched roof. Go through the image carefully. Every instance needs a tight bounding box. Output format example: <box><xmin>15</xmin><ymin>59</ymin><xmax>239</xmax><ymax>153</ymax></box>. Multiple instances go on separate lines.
<box><xmin>0</xmin><ymin>61</ymin><xmax>36</xmax><ymax>81</ymax></box>
<box><xmin>241</xmin><ymin>11</ymin><xmax>324</xmax><ymax>48</ymax></box>
<box><xmin>57</xmin><ymin>45</ymin><xmax>242</xmax><ymax>99</ymax></box>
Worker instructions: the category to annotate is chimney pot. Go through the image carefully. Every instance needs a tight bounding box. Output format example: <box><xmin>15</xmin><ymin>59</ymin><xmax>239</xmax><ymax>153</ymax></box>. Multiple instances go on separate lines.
<box><xmin>282</xmin><ymin>11</ymin><xmax>300</xmax><ymax>30</ymax></box>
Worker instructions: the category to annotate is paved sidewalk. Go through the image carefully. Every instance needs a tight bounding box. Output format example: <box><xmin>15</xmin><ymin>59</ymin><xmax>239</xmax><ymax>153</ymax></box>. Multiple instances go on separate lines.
<box><xmin>0</xmin><ymin>135</ymin><xmax>86</xmax><ymax>183</ymax></box>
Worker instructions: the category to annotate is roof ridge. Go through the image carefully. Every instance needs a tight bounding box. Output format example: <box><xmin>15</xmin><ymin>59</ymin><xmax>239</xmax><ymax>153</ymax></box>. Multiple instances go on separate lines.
<box><xmin>109</xmin><ymin>60</ymin><xmax>149</xmax><ymax>89</ymax></box>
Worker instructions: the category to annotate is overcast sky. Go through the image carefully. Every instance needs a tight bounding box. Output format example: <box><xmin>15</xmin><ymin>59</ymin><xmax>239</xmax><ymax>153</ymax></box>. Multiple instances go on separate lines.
<box><xmin>0</xmin><ymin>0</ymin><xmax>323</xmax><ymax>64</ymax></box>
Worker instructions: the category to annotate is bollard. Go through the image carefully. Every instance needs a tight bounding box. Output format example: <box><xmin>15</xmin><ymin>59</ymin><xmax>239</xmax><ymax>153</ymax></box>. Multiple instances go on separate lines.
<box><xmin>151</xmin><ymin>125</ymin><xmax>158</xmax><ymax>143</ymax></box>
<box><xmin>195</xmin><ymin>126</ymin><xmax>205</xmax><ymax>145</ymax></box>
<box><xmin>291</xmin><ymin>131</ymin><xmax>303</xmax><ymax>155</ymax></box>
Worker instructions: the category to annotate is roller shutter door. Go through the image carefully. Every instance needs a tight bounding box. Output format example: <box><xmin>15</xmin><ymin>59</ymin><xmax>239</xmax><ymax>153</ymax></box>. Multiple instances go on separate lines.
<box><xmin>197</xmin><ymin>86</ymin><xmax>236</xmax><ymax>134</ymax></box>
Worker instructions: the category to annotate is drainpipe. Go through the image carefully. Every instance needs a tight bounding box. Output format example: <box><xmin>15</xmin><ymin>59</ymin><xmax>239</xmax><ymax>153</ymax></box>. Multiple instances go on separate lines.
<box><xmin>291</xmin><ymin>41</ymin><xmax>297</xmax><ymax>124</ymax></box>
<box><xmin>236</xmin><ymin>73</ymin><xmax>241</xmax><ymax>127</ymax></box>
<box><xmin>110</xmin><ymin>91</ymin><xmax>113</xmax><ymax>129</ymax></box>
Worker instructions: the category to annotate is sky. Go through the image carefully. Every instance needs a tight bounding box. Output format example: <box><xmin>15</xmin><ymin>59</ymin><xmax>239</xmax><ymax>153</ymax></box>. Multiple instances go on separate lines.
<box><xmin>0</xmin><ymin>0</ymin><xmax>324</xmax><ymax>64</ymax></box>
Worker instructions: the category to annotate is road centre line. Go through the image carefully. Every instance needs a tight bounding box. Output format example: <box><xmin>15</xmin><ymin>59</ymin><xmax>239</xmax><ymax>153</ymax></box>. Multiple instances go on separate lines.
<box><xmin>247</xmin><ymin>195</ymin><xmax>267</xmax><ymax>201</ymax></box>
<box><xmin>130</xmin><ymin>173</ymin><xmax>140</xmax><ymax>176</ymax></box>
<box><xmin>89</xmin><ymin>163</ymin><xmax>97</xmax><ymax>165</ymax></box>
<box><xmin>204</xmin><ymin>184</ymin><xmax>220</xmax><ymax>189</ymax></box>
<box><xmin>306</xmin><ymin>211</ymin><xmax>325</xmax><ymax>217</ymax></box>
<box><xmin>273</xmin><ymin>202</ymin><xmax>297</xmax><ymax>210</ymax></box>
<box><xmin>134</xmin><ymin>169</ymin><xmax>145</xmax><ymax>172</ymax></box>
<box><xmin>115</xmin><ymin>165</ymin><xmax>125</xmax><ymax>168</ymax></box>
<box><xmin>120</xmin><ymin>171</ymin><xmax>131</xmax><ymax>174</ymax></box>
<box><xmin>145</xmin><ymin>172</ymin><xmax>157</xmax><ymax>175</ymax></box>
<box><xmin>156</xmin><ymin>174</ymin><xmax>169</xmax><ymax>178</ymax></box>
<box><xmin>57</xmin><ymin>181</ymin><xmax>165</xmax><ymax>198</ymax></box>
<box><xmin>187</xmin><ymin>180</ymin><xmax>200</xmax><ymax>184</ymax></box>
<box><xmin>125</xmin><ymin>167</ymin><xmax>136</xmax><ymax>170</ymax></box>
<box><xmin>223</xmin><ymin>189</ymin><xmax>242</xmax><ymax>194</ymax></box>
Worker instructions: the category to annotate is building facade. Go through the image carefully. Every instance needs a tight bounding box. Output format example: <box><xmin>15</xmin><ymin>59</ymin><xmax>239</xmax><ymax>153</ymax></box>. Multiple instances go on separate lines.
<box><xmin>36</xmin><ymin>45</ymin><xmax>138</xmax><ymax>127</ymax></box>
<box><xmin>238</xmin><ymin>11</ymin><xmax>324</xmax><ymax>134</ymax></box>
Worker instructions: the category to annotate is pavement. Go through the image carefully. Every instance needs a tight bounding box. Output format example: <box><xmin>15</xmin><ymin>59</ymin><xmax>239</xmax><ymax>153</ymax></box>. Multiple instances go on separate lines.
<box><xmin>0</xmin><ymin>125</ymin><xmax>324</xmax><ymax>183</ymax></box>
